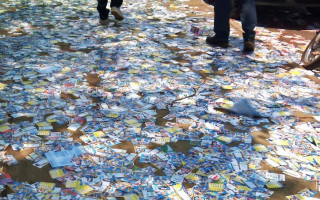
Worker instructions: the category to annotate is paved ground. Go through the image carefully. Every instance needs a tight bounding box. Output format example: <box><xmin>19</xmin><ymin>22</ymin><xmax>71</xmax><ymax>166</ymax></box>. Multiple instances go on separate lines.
<box><xmin>0</xmin><ymin>0</ymin><xmax>320</xmax><ymax>199</ymax></box>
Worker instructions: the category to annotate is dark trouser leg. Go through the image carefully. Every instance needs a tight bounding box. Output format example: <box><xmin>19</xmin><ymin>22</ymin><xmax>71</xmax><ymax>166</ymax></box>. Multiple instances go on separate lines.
<box><xmin>239</xmin><ymin>0</ymin><xmax>257</xmax><ymax>41</ymax></box>
<box><xmin>214</xmin><ymin>0</ymin><xmax>232</xmax><ymax>41</ymax></box>
<box><xmin>97</xmin><ymin>0</ymin><xmax>109</xmax><ymax>20</ymax></box>
<box><xmin>110</xmin><ymin>0</ymin><xmax>123</xmax><ymax>8</ymax></box>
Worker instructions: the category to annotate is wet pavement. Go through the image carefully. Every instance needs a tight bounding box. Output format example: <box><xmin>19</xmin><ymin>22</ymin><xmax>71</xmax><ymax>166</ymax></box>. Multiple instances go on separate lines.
<box><xmin>0</xmin><ymin>0</ymin><xmax>320</xmax><ymax>199</ymax></box>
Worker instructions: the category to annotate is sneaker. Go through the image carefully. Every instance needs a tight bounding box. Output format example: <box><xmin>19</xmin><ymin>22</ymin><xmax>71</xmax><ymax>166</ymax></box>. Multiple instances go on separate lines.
<box><xmin>99</xmin><ymin>19</ymin><xmax>110</xmax><ymax>25</ymax></box>
<box><xmin>243</xmin><ymin>40</ymin><xmax>255</xmax><ymax>52</ymax></box>
<box><xmin>111</xmin><ymin>7</ymin><xmax>124</xmax><ymax>21</ymax></box>
<box><xmin>206</xmin><ymin>36</ymin><xmax>229</xmax><ymax>48</ymax></box>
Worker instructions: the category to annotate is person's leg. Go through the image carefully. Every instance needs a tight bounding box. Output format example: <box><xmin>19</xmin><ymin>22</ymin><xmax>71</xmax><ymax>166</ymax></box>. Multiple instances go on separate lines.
<box><xmin>239</xmin><ymin>0</ymin><xmax>257</xmax><ymax>42</ymax></box>
<box><xmin>97</xmin><ymin>0</ymin><xmax>109</xmax><ymax>20</ymax></box>
<box><xmin>213</xmin><ymin>0</ymin><xmax>232</xmax><ymax>41</ymax></box>
<box><xmin>111</xmin><ymin>0</ymin><xmax>124</xmax><ymax>21</ymax></box>
<box><xmin>206</xmin><ymin>0</ymin><xmax>232</xmax><ymax>47</ymax></box>
<box><xmin>110</xmin><ymin>0</ymin><xmax>122</xmax><ymax>8</ymax></box>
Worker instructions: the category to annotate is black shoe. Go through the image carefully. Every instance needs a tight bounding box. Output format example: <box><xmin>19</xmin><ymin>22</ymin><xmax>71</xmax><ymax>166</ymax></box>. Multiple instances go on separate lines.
<box><xmin>206</xmin><ymin>36</ymin><xmax>229</xmax><ymax>48</ymax></box>
<box><xmin>111</xmin><ymin>7</ymin><xmax>124</xmax><ymax>21</ymax></box>
<box><xmin>243</xmin><ymin>40</ymin><xmax>255</xmax><ymax>52</ymax></box>
<box><xmin>99</xmin><ymin>19</ymin><xmax>110</xmax><ymax>25</ymax></box>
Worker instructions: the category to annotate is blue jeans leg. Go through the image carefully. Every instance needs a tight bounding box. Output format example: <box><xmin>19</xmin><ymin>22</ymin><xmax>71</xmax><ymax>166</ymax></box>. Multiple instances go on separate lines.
<box><xmin>214</xmin><ymin>0</ymin><xmax>232</xmax><ymax>41</ymax></box>
<box><xmin>239</xmin><ymin>0</ymin><xmax>257</xmax><ymax>41</ymax></box>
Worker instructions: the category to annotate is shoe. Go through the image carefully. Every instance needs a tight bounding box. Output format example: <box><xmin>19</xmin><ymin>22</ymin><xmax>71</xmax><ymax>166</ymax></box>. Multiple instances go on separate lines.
<box><xmin>243</xmin><ymin>40</ymin><xmax>255</xmax><ymax>52</ymax></box>
<box><xmin>99</xmin><ymin>19</ymin><xmax>110</xmax><ymax>25</ymax></box>
<box><xmin>206</xmin><ymin>36</ymin><xmax>229</xmax><ymax>48</ymax></box>
<box><xmin>111</xmin><ymin>7</ymin><xmax>124</xmax><ymax>21</ymax></box>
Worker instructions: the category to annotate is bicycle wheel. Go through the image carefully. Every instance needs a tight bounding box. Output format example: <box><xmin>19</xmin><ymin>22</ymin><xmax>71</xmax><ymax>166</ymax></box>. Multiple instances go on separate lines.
<box><xmin>301</xmin><ymin>32</ymin><xmax>320</xmax><ymax>70</ymax></box>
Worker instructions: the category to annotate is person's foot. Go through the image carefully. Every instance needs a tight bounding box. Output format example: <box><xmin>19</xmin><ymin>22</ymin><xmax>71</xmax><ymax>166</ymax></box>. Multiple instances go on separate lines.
<box><xmin>206</xmin><ymin>36</ymin><xmax>229</xmax><ymax>48</ymax></box>
<box><xmin>243</xmin><ymin>40</ymin><xmax>255</xmax><ymax>52</ymax></box>
<box><xmin>99</xmin><ymin>19</ymin><xmax>110</xmax><ymax>25</ymax></box>
<box><xmin>111</xmin><ymin>7</ymin><xmax>124</xmax><ymax>21</ymax></box>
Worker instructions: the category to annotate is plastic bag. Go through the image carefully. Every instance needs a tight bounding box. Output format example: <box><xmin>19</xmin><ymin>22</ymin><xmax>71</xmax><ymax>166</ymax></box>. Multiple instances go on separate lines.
<box><xmin>229</xmin><ymin>99</ymin><xmax>263</xmax><ymax>118</ymax></box>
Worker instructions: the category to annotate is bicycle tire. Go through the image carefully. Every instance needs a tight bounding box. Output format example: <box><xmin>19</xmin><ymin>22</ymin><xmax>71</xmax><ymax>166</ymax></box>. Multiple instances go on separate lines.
<box><xmin>301</xmin><ymin>33</ymin><xmax>320</xmax><ymax>70</ymax></box>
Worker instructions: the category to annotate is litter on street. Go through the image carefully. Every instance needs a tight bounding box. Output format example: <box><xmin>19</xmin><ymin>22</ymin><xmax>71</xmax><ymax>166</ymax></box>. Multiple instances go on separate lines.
<box><xmin>0</xmin><ymin>0</ymin><xmax>320</xmax><ymax>199</ymax></box>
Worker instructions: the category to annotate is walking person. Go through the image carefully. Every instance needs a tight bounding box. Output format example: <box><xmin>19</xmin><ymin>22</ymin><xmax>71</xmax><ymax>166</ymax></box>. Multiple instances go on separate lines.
<box><xmin>97</xmin><ymin>0</ymin><xmax>124</xmax><ymax>25</ymax></box>
<box><xmin>206</xmin><ymin>0</ymin><xmax>257</xmax><ymax>52</ymax></box>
